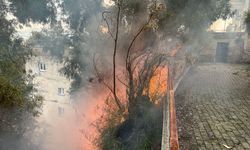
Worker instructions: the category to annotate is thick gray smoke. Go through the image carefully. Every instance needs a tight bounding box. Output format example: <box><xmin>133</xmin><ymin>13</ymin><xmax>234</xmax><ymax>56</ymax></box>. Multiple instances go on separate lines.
<box><xmin>0</xmin><ymin>0</ymin><xmax>236</xmax><ymax>149</ymax></box>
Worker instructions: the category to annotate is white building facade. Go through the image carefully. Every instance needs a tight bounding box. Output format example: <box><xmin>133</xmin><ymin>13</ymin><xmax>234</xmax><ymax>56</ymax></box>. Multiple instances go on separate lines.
<box><xmin>26</xmin><ymin>46</ymin><xmax>72</xmax><ymax>122</ymax></box>
<box><xmin>26</xmin><ymin>46</ymin><xmax>81</xmax><ymax>150</ymax></box>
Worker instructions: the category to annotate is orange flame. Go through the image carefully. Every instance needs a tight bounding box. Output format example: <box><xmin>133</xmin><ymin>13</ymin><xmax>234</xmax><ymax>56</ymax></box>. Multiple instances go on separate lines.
<box><xmin>149</xmin><ymin>66</ymin><xmax>168</xmax><ymax>103</ymax></box>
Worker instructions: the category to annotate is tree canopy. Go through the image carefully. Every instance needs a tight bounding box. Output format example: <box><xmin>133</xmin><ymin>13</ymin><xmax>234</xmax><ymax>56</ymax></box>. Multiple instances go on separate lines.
<box><xmin>8</xmin><ymin>0</ymin><xmax>56</xmax><ymax>23</ymax></box>
<box><xmin>245</xmin><ymin>10</ymin><xmax>250</xmax><ymax>34</ymax></box>
<box><xmin>8</xmin><ymin>0</ymin><xmax>233</xmax><ymax>92</ymax></box>
<box><xmin>0</xmin><ymin>1</ymin><xmax>43</xmax><ymax>149</ymax></box>
<box><xmin>164</xmin><ymin>0</ymin><xmax>232</xmax><ymax>33</ymax></box>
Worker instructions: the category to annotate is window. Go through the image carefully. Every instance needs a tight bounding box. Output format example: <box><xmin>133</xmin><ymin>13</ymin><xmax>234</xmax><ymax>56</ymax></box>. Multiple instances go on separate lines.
<box><xmin>58</xmin><ymin>88</ymin><xmax>64</xmax><ymax>96</ymax></box>
<box><xmin>38</xmin><ymin>63</ymin><xmax>46</xmax><ymax>71</ymax></box>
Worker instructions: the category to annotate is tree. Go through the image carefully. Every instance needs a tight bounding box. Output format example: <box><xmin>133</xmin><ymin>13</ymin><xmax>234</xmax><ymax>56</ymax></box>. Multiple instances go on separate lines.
<box><xmin>162</xmin><ymin>0</ymin><xmax>232</xmax><ymax>35</ymax></box>
<box><xmin>245</xmin><ymin>10</ymin><xmax>250</xmax><ymax>34</ymax></box>
<box><xmin>93</xmin><ymin>0</ymin><xmax>233</xmax><ymax>149</ymax></box>
<box><xmin>23</xmin><ymin>0</ymin><xmax>233</xmax><ymax>93</ymax></box>
<box><xmin>0</xmin><ymin>1</ymin><xmax>43</xmax><ymax>149</ymax></box>
<box><xmin>42</xmin><ymin>0</ymin><xmax>103</xmax><ymax>93</ymax></box>
<box><xmin>8</xmin><ymin>0</ymin><xmax>56</xmax><ymax>24</ymax></box>
<box><xmin>6</xmin><ymin>0</ymin><xmax>233</xmax><ymax>149</ymax></box>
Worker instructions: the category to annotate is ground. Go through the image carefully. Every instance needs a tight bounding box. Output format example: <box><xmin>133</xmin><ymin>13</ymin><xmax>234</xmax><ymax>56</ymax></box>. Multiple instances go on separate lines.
<box><xmin>175</xmin><ymin>63</ymin><xmax>250</xmax><ymax>150</ymax></box>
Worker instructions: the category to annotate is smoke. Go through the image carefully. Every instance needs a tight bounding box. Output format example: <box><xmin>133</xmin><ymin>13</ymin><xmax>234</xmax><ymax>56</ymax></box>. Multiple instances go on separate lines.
<box><xmin>27</xmin><ymin>1</ymin><xmax>186</xmax><ymax>150</ymax></box>
<box><xmin>23</xmin><ymin>2</ymin><xmax>118</xmax><ymax>150</ymax></box>
<box><xmin>0</xmin><ymin>0</ymin><xmax>236</xmax><ymax>149</ymax></box>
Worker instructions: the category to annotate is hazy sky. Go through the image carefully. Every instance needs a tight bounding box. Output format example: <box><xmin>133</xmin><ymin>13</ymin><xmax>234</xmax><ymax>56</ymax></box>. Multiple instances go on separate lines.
<box><xmin>6</xmin><ymin>0</ymin><xmax>113</xmax><ymax>40</ymax></box>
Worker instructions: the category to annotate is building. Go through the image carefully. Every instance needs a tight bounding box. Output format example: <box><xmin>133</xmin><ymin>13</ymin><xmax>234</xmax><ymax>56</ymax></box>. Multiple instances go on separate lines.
<box><xmin>200</xmin><ymin>0</ymin><xmax>250</xmax><ymax>63</ymax></box>
<box><xmin>26</xmin><ymin>46</ymin><xmax>81</xmax><ymax>150</ymax></box>
<box><xmin>26</xmin><ymin>46</ymin><xmax>72</xmax><ymax>122</ymax></box>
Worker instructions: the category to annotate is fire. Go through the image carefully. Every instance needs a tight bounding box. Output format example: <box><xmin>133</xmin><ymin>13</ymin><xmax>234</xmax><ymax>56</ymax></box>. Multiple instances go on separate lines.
<box><xmin>148</xmin><ymin>66</ymin><xmax>168</xmax><ymax>103</ymax></box>
<box><xmin>77</xmin><ymin>82</ymin><xmax>126</xmax><ymax>150</ymax></box>
<box><xmin>75</xmin><ymin>89</ymin><xmax>110</xmax><ymax>150</ymax></box>
<box><xmin>77</xmin><ymin>64</ymin><xmax>169</xmax><ymax>149</ymax></box>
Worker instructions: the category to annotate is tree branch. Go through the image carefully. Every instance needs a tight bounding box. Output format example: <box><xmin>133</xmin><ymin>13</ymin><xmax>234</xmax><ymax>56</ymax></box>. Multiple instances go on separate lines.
<box><xmin>112</xmin><ymin>0</ymin><xmax>123</xmax><ymax>111</ymax></box>
<box><xmin>93</xmin><ymin>54</ymin><xmax>114</xmax><ymax>94</ymax></box>
<box><xmin>125</xmin><ymin>14</ymin><xmax>153</xmax><ymax>69</ymax></box>
<box><xmin>116</xmin><ymin>74</ymin><xmax>128</xmax><ymax>88</ymax></box>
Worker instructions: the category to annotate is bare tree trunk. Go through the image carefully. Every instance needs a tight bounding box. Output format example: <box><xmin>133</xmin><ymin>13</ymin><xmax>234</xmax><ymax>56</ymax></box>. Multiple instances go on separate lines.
<box><xmin>127</xmin><ymin>64</ymin><xmax>134</xmax><ymax>102</ymax></box>
<box><xmin>113</xmin><ymin>0</ymin><xmax>123</xmax><ymax>111</ymax></box>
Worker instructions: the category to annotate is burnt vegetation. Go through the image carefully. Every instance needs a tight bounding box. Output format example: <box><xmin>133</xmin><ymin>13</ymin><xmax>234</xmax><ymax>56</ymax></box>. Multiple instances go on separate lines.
<box><xmin>93</xmin><ymin>1</ymin><xmax>232</xmax><ymax>149</ymax></box>
<box><xmin>0</xmin><ymin>0</ymin><xmax>234</xmax><ymax>149</ymax></box>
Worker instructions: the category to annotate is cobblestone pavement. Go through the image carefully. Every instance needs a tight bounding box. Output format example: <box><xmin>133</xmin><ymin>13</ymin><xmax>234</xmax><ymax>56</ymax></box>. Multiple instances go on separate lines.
<box><xmin>175</xmin><ymin>63</ymin><xmax>250</xmax><ymax>150</ymax></box>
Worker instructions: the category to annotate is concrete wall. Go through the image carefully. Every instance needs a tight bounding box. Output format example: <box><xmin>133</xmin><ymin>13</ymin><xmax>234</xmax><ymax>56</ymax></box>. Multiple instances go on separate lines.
<box><xmin>244</xmin><ymin>37</ymin><xmax>250</xmax><ymax>62</ymax></box>
<box><xmin>199</xmin><ymin>32</ymin><xmax>245</xmax><ymax>63</ymax></box>
<box><xmin>204</xmin><ymin>0</ymin><xmax>250</xmax><ymax>63</ymax></box>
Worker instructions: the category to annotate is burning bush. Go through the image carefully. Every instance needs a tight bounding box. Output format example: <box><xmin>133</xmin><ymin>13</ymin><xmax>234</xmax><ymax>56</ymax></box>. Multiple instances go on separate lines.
<box><xmin>92</xmin><ymin>52</ymin><xmax>168</xmax><ymax>150</ymax></box>
<box><xmin>98</xmin><ymin>95</ymin><xmax>163</xmax><ymax>150</ymax></box>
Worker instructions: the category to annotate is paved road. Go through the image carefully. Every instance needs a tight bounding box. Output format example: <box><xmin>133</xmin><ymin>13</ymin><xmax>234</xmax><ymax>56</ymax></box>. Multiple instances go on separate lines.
<box><xmin>175</xmin><ymin>63</ymin><xmax>250</xmax><ymax>150</ymax></box>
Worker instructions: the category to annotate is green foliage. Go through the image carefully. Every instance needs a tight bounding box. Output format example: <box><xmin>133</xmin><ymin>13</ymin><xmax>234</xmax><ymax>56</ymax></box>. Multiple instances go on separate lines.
<box><xmin>100</xmin><ymin>124</ymin><xmax>123</xmax><ymax>150</ymax></box>
<box><xmin>9</xmin><ymin>0</ymin><xmax>56</xmax><ymax>23</ymax></box>
<box><xmin>28</xmin><ymin>29</ymin><xmax>88</xmax><ymax>93</ymax></box>
<box><xmin>245</xmin><ymin>10</ymin><xmax>250</xmax><ymax>34</ymax></box>
<box><xmin>0</xmin><ymin>7</ymin><xmax>43</xmax><ymax>149</ymax></box>
<box><xmin>0</xmin><ymin>32</ymin><xmax>41</xmax><ymax>114</ymax></box>
<box><xmin>0</xmin><ymin>76</ymin><xmax>24</xmax><ymax>108</ymax></box>
<box><xmin>31</xmin><ymin>0</ymin><xmax>103</xmax><ymax>92</ymax></box>
<box><xmin>1</xmin><ymin>0</ymin><xmax>233</xmax><ymax>149</ymax></box>
<box><xmin>60</xmin><ymin>44</ymin><xmax>87</xmax><ymax>92</ymax></box>
<box><xmin>115</xmin><ymin>0</ymin><xmax>232</xmax><ymax>35</ymax></box>
<box><xmin>28</xmin><ymin>27</ymin><xmax>68</xmax><ymax>59</ymax></box>
<box><xmin>163</xmin><ymin>0</ymin><xmax>233</xmax><ymax>33</ymax></box>
<box><xmin>62</xmin><ymin>0</ymin><xmax>102</xmax><ymax>31</ymax></box>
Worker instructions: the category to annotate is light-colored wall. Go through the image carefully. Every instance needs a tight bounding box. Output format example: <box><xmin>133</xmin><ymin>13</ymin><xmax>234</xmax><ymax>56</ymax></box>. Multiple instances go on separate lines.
<box><xmin>204</xmin><ymin>0</ymin><xmax>250</xmax><ymax>63</ymax></box>
<box><xmin>26</xmin><ymin>47</ymin><xmax>74</xmax><ymax>125</ymax></box>
<box><xmin>200</xmin><ymin>32</ymin><xmax>245</xmax><ymax>63</ymax></box>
